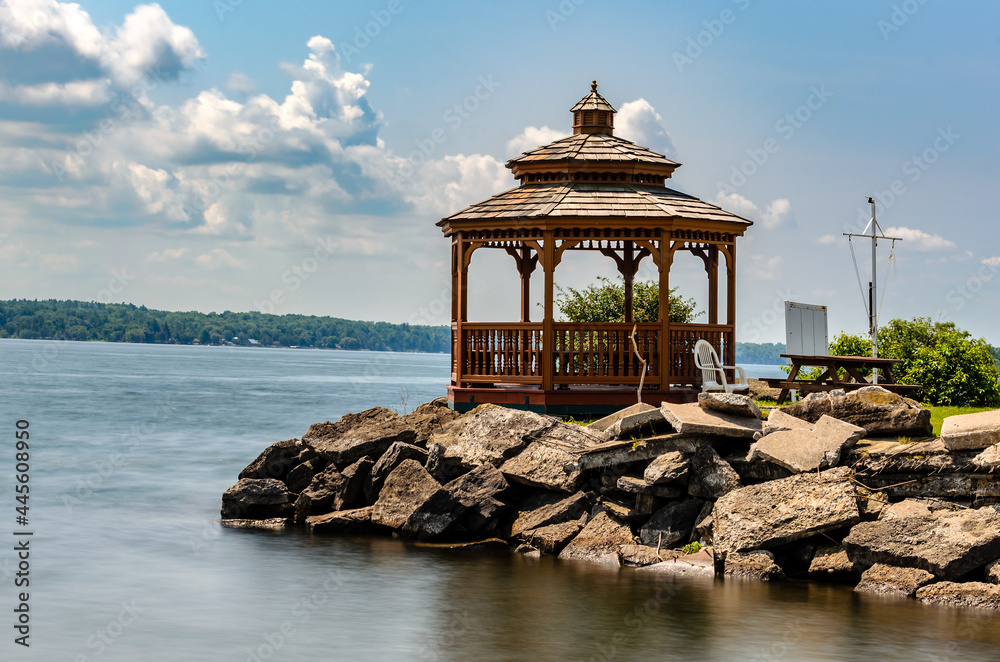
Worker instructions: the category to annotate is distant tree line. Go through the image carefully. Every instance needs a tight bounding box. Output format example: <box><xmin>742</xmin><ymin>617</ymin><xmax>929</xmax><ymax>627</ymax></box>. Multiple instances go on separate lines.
<box><xmin>0</xmin><ymin>300</ymin><xmax>450</xmax><ymax>353</ymax></box>
<box><xmin>734</xmin><ymin>342</ymin><xmax>786</xmax><ymax>365</ymax></box>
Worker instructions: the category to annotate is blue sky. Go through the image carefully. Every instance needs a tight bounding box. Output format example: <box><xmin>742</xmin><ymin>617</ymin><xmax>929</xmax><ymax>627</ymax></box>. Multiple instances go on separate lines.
<box><xmin>1</xmin><ymin>0</ymin><xmax>997</xmax><ymax>344</ymax></box>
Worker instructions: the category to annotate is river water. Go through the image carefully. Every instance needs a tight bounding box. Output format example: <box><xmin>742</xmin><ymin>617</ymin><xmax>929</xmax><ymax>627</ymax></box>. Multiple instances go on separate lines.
<box><xmin>1</xmin><ymin>338</ymin><xmax>997</xmax><ymax>661</ymax></box>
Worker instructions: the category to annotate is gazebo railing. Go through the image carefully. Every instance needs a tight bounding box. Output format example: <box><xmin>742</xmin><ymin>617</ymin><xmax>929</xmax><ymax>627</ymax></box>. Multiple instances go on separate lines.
<box><xmin>456</xmin><ymin>321</ymin><xmax>733</xmax><ymax>387</ymax></box>
<box><xmin>552</xmin><ymin>322</ymin><xmax>658</xmax><ymax>384</ymax></box>
<box><xmin>460</xmin><ymin>323</ymin><xmax>544</xmax><ymax>383</ymax></box>
<box><xmin>667</xmin><ymin>323</ymin><xmax>734</xmax><ymax>383</ymax></box>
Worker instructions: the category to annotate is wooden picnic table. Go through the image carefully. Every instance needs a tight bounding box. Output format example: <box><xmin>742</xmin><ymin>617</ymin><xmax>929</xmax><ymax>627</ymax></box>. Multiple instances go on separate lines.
<box><xmin>763</xmin><ymin>354</ymin><xmax>920</xmax><ymax>404</ymax></box>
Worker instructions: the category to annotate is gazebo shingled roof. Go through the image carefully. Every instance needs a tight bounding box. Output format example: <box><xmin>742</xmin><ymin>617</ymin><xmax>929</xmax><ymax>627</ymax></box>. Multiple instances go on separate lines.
<box><xmin>438</xmin><ymin>81</ymin><xmax>753</xmax><ymax>416</ymax></box>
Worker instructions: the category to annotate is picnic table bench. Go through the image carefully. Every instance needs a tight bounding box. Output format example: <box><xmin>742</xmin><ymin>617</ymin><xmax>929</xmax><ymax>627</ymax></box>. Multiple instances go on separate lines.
<box><xmin>762</xmin><ymin>354</ymin><xmax>921</xmax><ymax>404</ymax></box>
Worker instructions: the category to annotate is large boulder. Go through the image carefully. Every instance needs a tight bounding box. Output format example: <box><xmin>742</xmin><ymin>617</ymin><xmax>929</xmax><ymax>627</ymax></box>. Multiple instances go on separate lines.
<box><xmin>781</xmin><ymin>386</ymin><xmax>931</xmax><ymax>437</ymax></box>
<box><xmin>916</xmin><ymin>582</ymin><xmax>1000</xmax><ymax>610</ymax></box>
<box><xmin>437</xmin><ymin>404</ymin><xmax>554</xmax><ymax>468</ymax></box>
<box><xmin>712</xmin><ymin>467</ymin><xmax>860</xmax><ymax>554</ymax></box>
<box><xmin>973</xmin><ymin>444</ymin><xmax>1000</xmax><ymax>470</ymax></box>
<box><xmin>636</xmin><ymin>549</ymin><xmax>715</xmax><ymax>577</ymax></box>
<box><xmin>747</xmin><ymin>415</ymin><xmax>865</xmax><ymax>474</ymax></box>
<box><xmin>303</xmin><ymin>407</ymin><xmax>416</xmax><ymax>466</ymax></box>
<box><xmin>293</xmin><ymin>458</ymin><xmax>373</xmax><ymax>522</ymax></box>
<box><xmin>644</xmin><ymin>451</ymin><xmax>690</xmax><ymax>485</ymax></box>
<box><xmin>808</xmin><ymin>544</ymin><xmax>860</xmax><ymax>582</ymax></box>
<box><xmin>307</xmin><ymin>507</ymin><xmax>376</xmax><ymax>536</ymax></box>
<box><xmin>284</xmin><ymin>457</ymin><xmax>326</xmax><ymax>493</ymax></box>
<box><xmin>370</xmin><ymin>460</ymin><xmax>444</xmax><ymax>531</ymax></box>
<box><xmin>724</xmin><ymin>550</ymin><xmax>784</xmax><ymax>581</ymax></box>
<box><xmin>638</xmin><ymin>498</ymin><xmax>703</xmax><ymax>548</ymax></box>
<box><xmin>698</xmin><ymin>392</ymin><xmax>762</xmax><ymax>419</ymax></box>
<box><xmin>761</xmin><ymin>409</ymin><xmax>813</xmax><ymax>436</ymax></box>
<box><xmin>238</xmin><ymin>439</ymin><xmax>304</xmax><ymax>482</ymax></box>
<box><xmin>221</xmin><ymin>478</ymin><xmax>294</xmax><ymax>520</ymax></box>
<box><xmin>660</xmin><ymin>402</ymin><xmax>762</xmax><ymax>439</ymax></box>
<box><xmin>511</xmin><ymin>492</ymin><xmax>590</xmax><ymax>538</ymax></box>
<box><xmin>688</xmin><ymin>442</ymin><xmax>741</xmax><ymax>499</ymax></box>
<box><xmin>425</xmin><ymin>443</ymin><xmax>468</xmax><ymax>483</ymax></box>
<box><xmin>588</xmin><ymin>403</ymin><xmax>666</xmax><ymax>441</ymax></box>
<box><xmin>557</xmin><ymin>509</ymin><xmax>636</xmax><ymax>566</ymax></box>
<box><xmin>987</xmin><ymin>560</ymin><xmax>1000</xmax><ymax>584</ymax></box>
<box><xmin>854</xmin><ymin>563</ymin><xmax>935</xmax><ymax>597</ymax></box>
<box><xmin>499</xmin><ymin>421</ymin><xmax>599</xmax><ymax>493</ymax></box>
<box><xmin>440</xmin><ymin>463</ymin><xmax>510</xmax><ymax>532</ymax></box>
<box><xmin>400</xmin><ymin>401</ymin><xmax>461</xmax><ymax>446</ymax></box>
<box><xmin>842</xmin><ymin>505</ymin><xmax>1000</xmax><ymax>580</ymax></box>
<box><xmin>364</xmin><ymin>442</ymin><xmax>429</xmax><ymax>503</ymax></box>
<box><xmin>519</xmin><ymin>516</ymin><xmax>588</xmax><ymax>554</ymax></box>
<box><xmin>941</xmin><ymin>410</ymin><xmax>1000</xmax><ymax>451</ymax></box>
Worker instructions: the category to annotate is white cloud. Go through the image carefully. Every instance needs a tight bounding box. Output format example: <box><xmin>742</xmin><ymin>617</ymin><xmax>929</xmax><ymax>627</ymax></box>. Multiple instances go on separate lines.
<box><xmin>616</xmin><ymin>99</ymin><xmax>676</xmax><ymax>157</ymax></box>
<box><xmin>102</xmin><ymin>3</ymin><xmax>203</xmax><ymax>86</ymax></box>
<box><xmin>714</xmin><ymin>192</ymin><xmax>793</xmax><ymax>230</ymax></box>
<box><xmin>818</xmin><ymin>234</ymin><xmax>837</xmax><ymax>245</ymax></box>
<box><xmin>983</xmin><ymin>256</ymin><xmax>1000</xmax><ymax>267</ymax></box>
<box><xmin>145</xmin><ymin>247</ymin><xmax>188</xmax><ymax>263</ymax></box>
<box><xmin>506</xmin><ymin>125</ymin><xmax>565</xmax><ymax>157</ymax></box>
<box><xmin>226</xmin><ymin>70</ymin><xmax>256</xmax><ymax>95</ymax></box>
<box><xmin>745</xmin><ymin>254</ymin><xmax>783</xmax><ymax>281</ymax></box>
<box><xmin>41</xmin><ymin>251</ymin><xmax>79</xmax><ymax>271</ymax></box>
<box><xmin>193</xmin><ymin>248</ymin><xmax>242</xmax><ymax>269</ymax></box>
<box><xmin>884</xmin><ymin>226</ymin><xmax>955</xmax><ymax>251</ymax></box>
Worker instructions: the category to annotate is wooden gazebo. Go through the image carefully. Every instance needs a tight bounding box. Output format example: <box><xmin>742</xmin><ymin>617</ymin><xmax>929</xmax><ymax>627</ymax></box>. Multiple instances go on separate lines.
<box><xmin>438</xmin><ymin>82</ymin><xmax>753</xmax><ymax>416</ymax></box>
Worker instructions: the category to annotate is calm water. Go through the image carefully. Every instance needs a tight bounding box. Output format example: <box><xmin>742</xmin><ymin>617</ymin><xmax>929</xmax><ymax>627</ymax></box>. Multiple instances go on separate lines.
<box><xmin>0</xmin><ymin>339</ymin><xmax>997</xmax><ymax>661</ymax></box>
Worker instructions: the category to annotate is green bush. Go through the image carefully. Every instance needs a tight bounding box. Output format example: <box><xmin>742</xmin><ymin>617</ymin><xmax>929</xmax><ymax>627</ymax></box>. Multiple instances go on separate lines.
<box><xmin>555</xmin><ymin>276</ymin><xmax>699</xmax><ymax>324</ymax></box>
<box><xmin>829</xmin><ymin>318</ymin><xmax>1000</xmax><ymax>407</ymax></box>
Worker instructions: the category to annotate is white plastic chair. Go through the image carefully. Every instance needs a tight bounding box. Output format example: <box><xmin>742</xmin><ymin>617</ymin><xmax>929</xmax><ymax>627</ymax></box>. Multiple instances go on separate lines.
<box><xmin>694</xmin><ymin>339</ymin><xmax>749</xmax><ymax>393</ymax></box>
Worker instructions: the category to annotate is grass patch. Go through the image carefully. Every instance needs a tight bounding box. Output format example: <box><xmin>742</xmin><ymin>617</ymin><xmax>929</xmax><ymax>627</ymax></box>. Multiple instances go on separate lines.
<box><xmin>925</xmin><ymin>405</ymin><xmax>994</xmax><ymax>437</ymax></box>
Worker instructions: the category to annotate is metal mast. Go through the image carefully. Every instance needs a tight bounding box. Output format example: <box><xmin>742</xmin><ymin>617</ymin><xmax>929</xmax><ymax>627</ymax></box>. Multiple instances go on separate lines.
<box><xmin>844</xmin><ymin>198</ymin><xmax>902</xmax><ymax>384</ymax></box>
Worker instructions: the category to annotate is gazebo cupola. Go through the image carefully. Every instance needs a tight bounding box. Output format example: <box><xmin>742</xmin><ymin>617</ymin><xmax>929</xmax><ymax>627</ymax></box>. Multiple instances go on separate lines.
<box><xmin>438</xmin><ymin>81</ymin><xmax>753</xmax><ymax>416</ymax></box>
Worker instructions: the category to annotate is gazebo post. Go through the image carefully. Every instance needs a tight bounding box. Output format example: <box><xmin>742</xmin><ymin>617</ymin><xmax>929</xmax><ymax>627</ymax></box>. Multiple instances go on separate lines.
<box><xmin>455</xmin><ymin>233</ymin><xmax>468</xmax><ymax>389</ymax></box>
<box><xmin>708</xmin><ymin>245</ymin><xmax>719</xmax><ymax>325</ymax></box>
<box><xmin>658</xmin><ymin>240</ymin><xmax>672</xmax><ymax>389</ymax></box>
<box><xmin>542</xmin><ymin>232</ymin><xmax>555</xmax><ymax>391</ymax></box>
<box><xmin>519</xmin><ymin>245</ymin><xmax>532</xmax><ymax>323</ymax></box>
<box><xmin>725</xmin><ymin>243</ymin><xmax>737</xmax><ymax>369</ymax></box>
<box><xmin>623</xmin><ymin>241</ymin><xmax>634</xmax><ymax>324</ymax></box>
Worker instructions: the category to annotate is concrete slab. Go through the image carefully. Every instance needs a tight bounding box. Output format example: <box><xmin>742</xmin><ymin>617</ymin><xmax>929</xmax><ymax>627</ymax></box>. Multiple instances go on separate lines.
<box><xmin>660</xmin><ymin>402</ymin><xmax>762</xmax><ymax>439</ymax></box>
<box><xmin>942</xmin><ymin>409</ymin><xmax>1000</xmax><ymax>450</ymax></box>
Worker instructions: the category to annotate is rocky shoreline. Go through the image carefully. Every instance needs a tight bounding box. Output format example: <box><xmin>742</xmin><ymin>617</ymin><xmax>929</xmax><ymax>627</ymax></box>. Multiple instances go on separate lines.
<box><xmin>221</xmin><ymin>387</ymin><xmax>1000</xmax><ymax>610</ymax></box>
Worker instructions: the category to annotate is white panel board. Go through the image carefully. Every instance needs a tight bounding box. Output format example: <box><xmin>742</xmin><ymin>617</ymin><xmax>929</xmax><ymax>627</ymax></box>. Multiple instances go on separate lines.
<box><xmin>785</xmin><ymin>302</ymin><xmax>829</xmax><ymax>356</ymax></box>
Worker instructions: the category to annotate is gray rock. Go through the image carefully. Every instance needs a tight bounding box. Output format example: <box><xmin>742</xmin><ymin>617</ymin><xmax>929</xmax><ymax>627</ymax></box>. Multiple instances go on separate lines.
<box><xmin>221</xmin><ymin>478</ymin><xmax>294</xmax><ymax>520</ymax></box>
<box><xmin>635</xmin><ymin>550</ymin><xmax>715</xmax><ymax>577</ymax></box>
<box><xmin>500</xmin><ymin>433</ymin><xmax>586</xmax><ymax>493</ymax></box>
<box><xmin>762</xmin><ymin>409</ymin><xmax>813</xmax><ymax>436</ymax></box>
<box><xmin>618</xmin><ymin>544</ymin><xmax>666</xmax><ymax>567</ymax></box>
<box><xmin>439</xmin><ymin>404</ymin><xmax>554</xmax><ymax>468</ymax></box>
<box><xmin>880</xmin><ymin>499</ymin><xmax>933</xmax><ymax>520</ymax></box>
<box><xmin>520</xmin><ymin>515</ymin><xmax>588</xmax><ymax>554</ymax></box>
<box><xmin>370</xmin><ymin>459</ymin><xmax>444</xmax><ymax>531</ymax></box>
<box><xmin>942</xmin><ymin>410</ymin><xmax>1000</xmax><ymax>450</ymax></box>
<box><xmin>855</xmin><ymin>563</ymin><xmax>935</xmax><ymax>597</ymax></box>
<box><xmin>307</xmin><ymin>507</ymin><xmax>375</xmax><ymax>535</ymax></box>
<box><xmin>713</xmin><ymin>467</ymin><xmax>860</xmax><ymax>553</ymax></box>
<box><xmin>639</xmin><ymin>498</ymin><xmax>704</xmax><ymax>548</ymax></box>
<box><xmin>364</xmin><ymin>442</ymin><xmax>428</xmax><ymax>503</ymax></box>
<box><xmin>588</xmin><ymin>403</ymin><xmax>665</xmax><ymax>441</ymax></box>
<box><xmin>843</xmin><ymin>506</ymin><xmax>1000</xmax><ymax>580</ymax></box>
<box><xmin>916</xmin><ymin>582</ymin><xmax>1000</xmax><ymax>610</ymax></box>
<box><xmin>857</xmin><ymin>474</ymin><xmax>1000</xmax><ymax>500</ymax></box>
<box><xmin>442</xmin><ymin>463</ymin><xmax>510</xmax><ymax>532</ymax></box>
<box><xmin>426</xmin><ymin>442</ymin><xmax>467</xmax><ymax>483</ymax></box>
<box><xmin>557</xmin><ymin>509</ymin><xmax>636</xmax><ymax>566</ymax></box>
<box><xmin>303</xmin><ymin>407</ymin><xmax>416</xmax><ymax>466</ymax></box>
<box><xmin>219</xmin><ymin>518</ymin><xmax>290</xmax><ymax>530</ymax></box>
<box><xmin>614</xmin><ymin>475</ymin><xmax>683</xmax><ymax>499</ymax></box>
<box><xmin>514</xmin><ymin>543</ymin><xmax>541</xmax><ymax>558</ymax></box>
<box><xmin>692</xmin><ymin>500</ymin><xmax>714</xmax><ymax>544</ymax></box>
<box><xmin>400</xmin><ymin>402</ymin><xmax>461</xmax><ymax>446</ymax></box>
<box><xmin>747</xmin><ymin>415</ymin><xmax>865</xmax><ymax>474</ymax></box>
<box><xmin>576</xmin><ymin>433</ymin><xmax>702</xmax><ymax>471</ymax></box>
<box><xmin>644</xmin><ymin>451</ymin><xmax>690</xmax><ymax>485</ymax></box>
<box><xmin>698</xmin><ymin>392</ymin><xmax>762</xmax><ymax>419</ymax></box>
<box><xmin>284</xmin><ymin>457</ymin><xmax>325</xmax><ymax>493</ymax></box>
<box><xmin>511</xmin><ymin>492</ymin><xmax>589</xmax><ymax>537</ymax></box>
<box><xmin>238</xmin><ymin>439</ymin><xmax>303</xmax><ymax>482</ymax></box>
<box><xmin>660</xmin><ymin>402</ymin><xmax>763</xmax><ymax>439</ymax></box>
<box><xmin>726</xmin><ymin>454</ymin><xmax>794</xmax><ymax>484</ymax></box>
<box><xmin>972</xmin><ymin>444</ymin><xmax>1000</xmax><ymax>469</ymax></box>
<box><xmin>808</xmin><ymin>544</ymin><xmax>859</xmax><ymax>582</ymax></box>
<box><xmin>293</xmin><ymin>457</ymin><xmax>372</xmax><ymax>522</ymax></box>
<box><xmin>688</xmin><ymin>442</ymin><xmax>741</xmax><ymax>499</ymax></box>
<box><xmin>724</xmin><ymin>550</ymin><xmax>784</xmax><ymax>581</ymax></box>
<box><xmin>986</xmin><ymin>560</ymin><xmax>1000</xmax><ymax>584</ymax></box>
<box><xmin>781</xmin><ymin>389</ymin><xmax>932</xmax><ymax>437</ymax></box>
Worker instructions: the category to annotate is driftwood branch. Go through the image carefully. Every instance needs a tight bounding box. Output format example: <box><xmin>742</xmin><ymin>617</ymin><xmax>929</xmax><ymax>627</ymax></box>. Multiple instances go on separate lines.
<box><xmin>630</xmin><ymin>324</ymin><xmax>647</xmax><ymax>404</ymax></box>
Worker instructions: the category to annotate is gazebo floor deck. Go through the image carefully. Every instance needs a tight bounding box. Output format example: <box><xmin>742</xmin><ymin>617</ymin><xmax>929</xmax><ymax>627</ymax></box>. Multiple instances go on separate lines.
<box><xmin>447</xmin><ymin>383</ymin><xmax>699</xmax><ymax>418</ymax></box>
